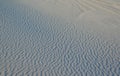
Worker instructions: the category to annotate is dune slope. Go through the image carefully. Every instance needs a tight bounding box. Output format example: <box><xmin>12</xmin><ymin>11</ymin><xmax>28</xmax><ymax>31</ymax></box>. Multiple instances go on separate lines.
<box><xmin>0</xmin><ymin>0</ymin><xmax>120</xmax><ymax>76</ymax></box>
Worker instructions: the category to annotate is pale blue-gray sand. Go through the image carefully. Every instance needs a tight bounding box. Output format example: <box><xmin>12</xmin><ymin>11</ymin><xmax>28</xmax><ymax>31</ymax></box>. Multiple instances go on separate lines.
<box><xmin>0</xmin><ymin>0</ymin><xmax>120</xmax><ymax>76</ymax></box>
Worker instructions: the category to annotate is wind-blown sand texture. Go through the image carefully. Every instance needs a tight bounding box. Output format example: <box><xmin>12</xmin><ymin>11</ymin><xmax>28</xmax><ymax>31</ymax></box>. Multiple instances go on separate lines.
<box><xmin>0</xmin><ymin>0</ymin><xmax>120</xmax><ymax>76</ymax></box>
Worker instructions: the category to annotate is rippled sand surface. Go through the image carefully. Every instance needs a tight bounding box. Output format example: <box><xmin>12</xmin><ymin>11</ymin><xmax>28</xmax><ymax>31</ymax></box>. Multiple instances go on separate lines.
<box><xmin>0</xmin><ymin>0</ymin><xmax>120</xmax><ymax>76</ymax></box>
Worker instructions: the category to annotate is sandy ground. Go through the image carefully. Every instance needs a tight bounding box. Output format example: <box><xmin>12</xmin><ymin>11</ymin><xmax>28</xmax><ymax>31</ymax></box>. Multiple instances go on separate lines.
<box><xmin>0</xmin><ymin>0</ymin><xmax>120</xmax><ymax>76</ymax></box>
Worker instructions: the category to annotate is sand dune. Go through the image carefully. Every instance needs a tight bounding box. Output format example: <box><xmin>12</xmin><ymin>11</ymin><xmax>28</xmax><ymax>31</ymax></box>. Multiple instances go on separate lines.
<box><xmin>0</xmin><ymin>0</ymin><xmax>120</xmax><ymax>76</ymax></box>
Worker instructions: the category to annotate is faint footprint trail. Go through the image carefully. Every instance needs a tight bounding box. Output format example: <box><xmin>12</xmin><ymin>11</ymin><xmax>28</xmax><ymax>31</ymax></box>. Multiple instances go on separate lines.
<box><xmin>73</xmin><ymin>0</ymin><xmax>120</xmax><ymax>17</ymax></box>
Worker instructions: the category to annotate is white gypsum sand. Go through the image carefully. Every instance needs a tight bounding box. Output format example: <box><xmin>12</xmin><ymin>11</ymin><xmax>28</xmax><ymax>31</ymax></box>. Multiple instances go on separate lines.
<box><xmin>0</xmin><ymin>0</ymin><xmax>120</xmax><ymax>76</ymax></box>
